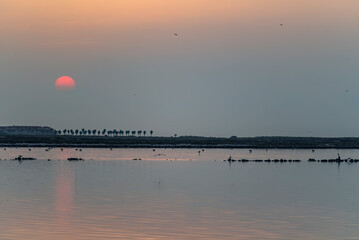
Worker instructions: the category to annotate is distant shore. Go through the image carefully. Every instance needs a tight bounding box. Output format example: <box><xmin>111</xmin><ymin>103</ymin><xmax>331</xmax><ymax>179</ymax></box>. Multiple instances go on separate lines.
<box><xmin>1</xmin><ymin>135</ymin><xmax>359</xmax><ymax>149</ymax></box>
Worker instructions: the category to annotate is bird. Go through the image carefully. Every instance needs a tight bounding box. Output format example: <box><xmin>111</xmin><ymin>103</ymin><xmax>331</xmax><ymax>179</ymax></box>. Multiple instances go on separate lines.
<box><xmin>174</xmin><ymin>33</ymin><xmax>178</xmax><ymax>36</ymax></box>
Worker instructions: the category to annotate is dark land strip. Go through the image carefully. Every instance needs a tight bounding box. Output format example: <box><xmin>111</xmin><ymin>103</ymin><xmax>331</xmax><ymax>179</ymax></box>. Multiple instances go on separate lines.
<box><xmin>1</xmin><ymin>135</ymin><xmax>359</xmax><ymax>149</ymax></box>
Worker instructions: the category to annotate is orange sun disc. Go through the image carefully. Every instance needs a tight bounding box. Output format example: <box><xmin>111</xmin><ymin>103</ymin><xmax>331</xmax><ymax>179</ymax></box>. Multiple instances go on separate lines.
<box><xmin>55</xmin><ymin>76</ymin><xmax>76</xmax><ymax>90</ymax></box>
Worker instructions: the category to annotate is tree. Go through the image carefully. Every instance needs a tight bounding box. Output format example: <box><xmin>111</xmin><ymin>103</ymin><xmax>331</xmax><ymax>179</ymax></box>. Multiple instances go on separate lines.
<box><xmin>92</xmin><ymin>129</ymin><xmax>97</xmax><ymax>135</ymax></box>
<box><xmin>143</xmin><ymin>130</ymin><xmax>147</xmax><ymax>136</ymax></box>
<box><xmin>119</xmin><ymin>130</ymin><xmax>124</xmax><ymax>136</ymax></box>
<box><xmin>131</xmin><ymin>130</ymin><xmax>136</xmax><ymax>136</ymax></box>
<box><xmin>97</xmin><ymin>130</ymin><xmax>100</xmax><ymax>136</ymax></box>
<box><xmin>102</xmin><ymin>129</ymin><xmax>107</xmax><ymax>136</ymax></box>
<box><xmin>150</xmin><ymin>130</ymin><xmax>153</xmax><ymax>136</ymax></box>
<box><xmin>88</xmin><ymin>129</ymin><xmax>91</xmax><ymax>135</ymax></box>
<box><xmin>126</xmin><ymin>130</ymin><xmax>130</xmax><ymax>136</ymax></box>
<box><xmin>75</xmin><ymin>129</ymin><xmax>79</xmax><ymax>135</ymax></box>
<box><xmin>174</xmin><ymin>133</ymin><xmax>177</xmax><ymax>137</ymax></box>
<box><xmin>70</xmin><ymin>129</ymin><xmax>74</xmax><ymax>136</ymax></box>
<box><xmin>63</xmin><ymin>129</ymin><xmax>67</xmax><ymax>135</ymax></box>
<box><xmin>137</xmin><ymin>130</ymin><xmax>142</xmax><ymax>136</ymax></box>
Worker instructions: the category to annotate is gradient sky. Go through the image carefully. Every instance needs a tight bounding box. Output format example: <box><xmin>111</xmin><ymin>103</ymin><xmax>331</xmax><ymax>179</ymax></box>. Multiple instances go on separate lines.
<box><xmin>1</xmin><ymin>0</ymin><xmax>359</xmax><ymax>137</ymax></box>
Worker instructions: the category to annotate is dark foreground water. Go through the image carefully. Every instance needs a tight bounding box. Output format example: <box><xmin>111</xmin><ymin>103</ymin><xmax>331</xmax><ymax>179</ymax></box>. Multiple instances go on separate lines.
<box><xmin>0</xmin><ymin>148</ymin><xmax>358</xmax><ymax>239</ymax></box>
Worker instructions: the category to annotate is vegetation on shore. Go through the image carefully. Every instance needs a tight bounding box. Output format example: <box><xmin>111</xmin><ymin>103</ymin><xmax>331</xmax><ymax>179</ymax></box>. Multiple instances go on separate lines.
<box><xmin>57</xmin><ymin>129</ymin><xmax>154</xmax><ymax>137</ymax></box>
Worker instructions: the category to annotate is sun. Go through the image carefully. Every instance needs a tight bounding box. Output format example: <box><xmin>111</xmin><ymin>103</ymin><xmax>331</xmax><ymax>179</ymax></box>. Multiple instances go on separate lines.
<box><xmin>55</xmin><ymin>76</ymin><xmax>76</xmax><ymax>90</ymax></box>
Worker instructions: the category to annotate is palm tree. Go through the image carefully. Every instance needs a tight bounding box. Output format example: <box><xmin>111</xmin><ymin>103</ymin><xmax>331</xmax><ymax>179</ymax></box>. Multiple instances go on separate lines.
<box><xmin>97</xmin><ymin>130</ymin><xmax>100</xmax><ymax>136</ymax></box>
<box><xmin>137</xmin><ymin>130</ymin><xmax>142</xmax><ymax>136</ymax></box>
<box><xmin>87</xmin><ymin>129</ymin><xmax>91</xmax><ymax>135</ymax></box>
<box><xmin>120</xmin><ymin>130</ymin><xmax>124</xmax><ymax>136</ymax></box>
<box><xmin>131</xmin><ymin>130</ymin><xmax>136</xmax><ymax>136</ymax></box>
<box><xmin>63</xmin><ymin>129</ymin><xmax>67</xmax><ymax>135</ymax></box>
<box><xmin>92</xmin><ymin>129</ymin><xmax>97</xmax><ymax>135</ymax></box>
<box><xmin>70</xmin><ymin>129</ymin><xmax>74</xmax><ymax>136</ymax></box>
<box><xmin>150</xmin><ymin>130</ymin><xmax>153</xmax><ymax>136</ymax></box>
<box><xmin>102</xmin><ymin>129</ymin><xmax>107</xmax><ymax>136</ymax></box>
<box><xmin>126</xmin><ymin>130</ymin><xmax>130</xmax><ymax>136</ymax></box>
<box><xmin>143</xmin><ymin>130</ymin><xmax>147</xmax><ymax>137</ymax></box>
<box><xmin>75</xmin><ymin>129</ymin><xmax>79</xmax><ymax>135</ymax></box>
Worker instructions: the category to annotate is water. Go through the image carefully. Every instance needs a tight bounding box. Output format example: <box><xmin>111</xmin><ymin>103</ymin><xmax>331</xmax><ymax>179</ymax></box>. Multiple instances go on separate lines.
<box><xmin>0</xmin><ymin>148</ymin><xmax>358</xmax><ymax>239</ymax></box>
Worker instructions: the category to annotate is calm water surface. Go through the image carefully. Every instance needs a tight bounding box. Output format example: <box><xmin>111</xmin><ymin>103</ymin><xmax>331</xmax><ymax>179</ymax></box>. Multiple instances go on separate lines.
<box><xmin>0</xmin><ymin>148</ymin><xmax>358</xmax><ymax>239</ymax></box>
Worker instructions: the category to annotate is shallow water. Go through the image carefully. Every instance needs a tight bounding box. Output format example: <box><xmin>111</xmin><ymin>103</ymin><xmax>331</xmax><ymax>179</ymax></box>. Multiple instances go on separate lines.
<box><xmin>0</xmin><ymin>148</ymin><xmax>358</xmax><ymax>239</ymax></box>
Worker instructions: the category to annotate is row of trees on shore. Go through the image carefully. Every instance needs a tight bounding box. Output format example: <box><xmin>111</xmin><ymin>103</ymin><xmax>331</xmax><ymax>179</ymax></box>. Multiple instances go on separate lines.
<box><xmin>56</xmin><ymin>129</ymin><xmax>154</xmax><ymax>137</ymax></box>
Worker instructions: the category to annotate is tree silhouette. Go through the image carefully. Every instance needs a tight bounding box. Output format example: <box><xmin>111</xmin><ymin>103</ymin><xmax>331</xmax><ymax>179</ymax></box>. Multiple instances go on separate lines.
<box><xmin>137</xmin><ymin>130</ymin><xmax>142</xmax><ymax>136</ymax></box>
<box><xmin>75</xmin><ymin>129</ymin><xmax>79</xmax><ymax>135</ymax></box>
<box><xmin>150</xmin><ymin>130</ymin><xmax>153</xmax><ymax>136</ymax></box>
<box><xmin>97</xmin><ymin>130</ymin><xmax>100</xmax><ymax>136</ymax></box>
<box><xmin>143</xmin><ymin>130</ymin><xmax>147</xmax><ymax>137</ymax></box>
<box><xmin>63</xmin><ymin>129</ymin><xmax>67</xmax><ymax>135</ymax></box>
<box><xmin>126</xmin><ymin>130</ymin><xmax>130</xmax><ymax>136</ymax></box>
<box><xmin>131</xmin><ymin>130</ymin><xmax>136</xmax><ymax>136</ymax></box>
<box><xmin>70</xmin><ymin>129</ymin><xmax>74</xmax><ymax>136</ymax></box>
<box><xmin>92</xmin><ymin>129</ymin><xmax>97</xmax><ymax>135</ymax></box>
<box><xmin>87</xmin><ymin>129</ymin><xmax>91</xmax><ymax>135</ymax></box>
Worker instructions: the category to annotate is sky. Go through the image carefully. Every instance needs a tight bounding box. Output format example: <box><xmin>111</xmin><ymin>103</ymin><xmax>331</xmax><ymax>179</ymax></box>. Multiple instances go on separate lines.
<box><xmin>1</xmin><ymin>0</ymin><xmax>359</xmax><ymax>137</ymax></box>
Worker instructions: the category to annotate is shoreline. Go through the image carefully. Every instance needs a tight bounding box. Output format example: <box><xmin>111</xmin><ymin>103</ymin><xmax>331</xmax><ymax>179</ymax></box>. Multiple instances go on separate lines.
<box><xmin>2</xmin><ymin>143</ymin><xmax>359</xmax><ymax>149</ymax></box>
<box><xmin>1</xmin><ymin>135</ymin><xmax>359</xmax><ymax>149</ymax></box>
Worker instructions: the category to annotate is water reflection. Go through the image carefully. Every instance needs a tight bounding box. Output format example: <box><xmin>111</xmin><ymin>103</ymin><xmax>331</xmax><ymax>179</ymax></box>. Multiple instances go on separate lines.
<box><xmin>55</xmin><ymin>163</ymin><xmax>74</xmax><ymax>225</ymax></box>
<box><xmin>0</xmin><ymin>149</ymin><xmax>358</xmax><ymax>239</ymax></box>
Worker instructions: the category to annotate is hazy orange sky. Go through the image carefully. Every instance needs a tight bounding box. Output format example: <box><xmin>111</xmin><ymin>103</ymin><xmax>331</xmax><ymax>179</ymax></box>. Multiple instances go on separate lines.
<box><xmin>1</xmin><ymin>0</ymin><xmax>359</xmax><ymax>136</ymax></box>
<box><xmin>2</xmin><ymin>1</ymin><xmax>358</xmax><ymax>46</ymax></box>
